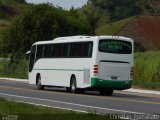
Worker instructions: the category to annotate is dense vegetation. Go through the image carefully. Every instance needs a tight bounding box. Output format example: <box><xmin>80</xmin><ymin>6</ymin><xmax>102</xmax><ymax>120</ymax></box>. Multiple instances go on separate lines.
<box><xmin>0</xmin><ymin>0</ymin><xmax>158</xmax><ymax>57</ymax></box>
<box><xmin>80</xmin><ymin>0</ymin><xmax>160</xmax><ymax>51</ymax></box>
<box><xmin>88</xmin><ymin>0</ymin><xmax>142</xmax><ymax>22</ymax></box>
<box><xmin>0</xmin><ymin>59</ymin><xmax>27</xmax><ymax>79</ymax></box>
<box><xmin>0</xmin><ymin>3</ymin><xmax>91</xmax><ymax>59</ymax></box>
<box><xmin>134</xmin><ymin>52</ymin><xmax>160</xmax><ymax>90</ymax></box>
<box><xmin>0</xmin><ymin>0</ymin><xmax>27</xmax><ymax>19</ymax></box>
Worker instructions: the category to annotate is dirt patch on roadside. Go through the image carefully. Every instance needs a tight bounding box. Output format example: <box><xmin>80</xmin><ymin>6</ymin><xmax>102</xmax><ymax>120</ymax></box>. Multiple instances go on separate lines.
<box><xmin>137</xmin><ymin>16</ymin><xmax>160</xmax><ymax>48</ymax></box>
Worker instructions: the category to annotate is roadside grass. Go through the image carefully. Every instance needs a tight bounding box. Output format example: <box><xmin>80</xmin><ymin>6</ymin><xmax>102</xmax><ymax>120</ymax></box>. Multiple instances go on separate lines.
<box><xmin>95</xmin><ymin>17</ymin><xmax>134</xmax><ymax>35</ymax></box>
<box><xmin>0</xmin><ymin>98</ymin><xmax>116</xmax><ymax>120</ymax></box>
<box><xmin>134</xmin><ymin>51</ymin><xmax>160</xmax><ymax>90</ymax></box>
<box><xmin>0</xmin><ymin>59</ymin><xmax>28</xmax><ymax>79</ymax></box>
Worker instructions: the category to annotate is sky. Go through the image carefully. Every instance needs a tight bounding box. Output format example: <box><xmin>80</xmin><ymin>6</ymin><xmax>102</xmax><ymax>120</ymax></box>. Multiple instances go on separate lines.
<box><xmin>26</xmin><ymin>0</ymin><xmax>88</xmax><ymax>10</ymax></box>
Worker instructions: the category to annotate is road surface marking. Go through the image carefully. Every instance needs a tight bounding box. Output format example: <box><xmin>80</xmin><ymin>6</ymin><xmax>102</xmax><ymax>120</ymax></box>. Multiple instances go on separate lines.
<box><xmin>0</xmin><ymin>85</ymin><xmax>160</xmax><ymax>105</ymax></box>
<box><xmin>12</xmin><ymin>100</ymin><xmax>88</xmax><ymax>113</ymax></box>
<box><xmin>0</xmin><ymin>92</ymin><xmax>148</xmax><ymax>115</ymax></box>
<box><xmin>13</xmin><ymin>100</ymin><xmax>138</xmax><ymax>120</ymax></box>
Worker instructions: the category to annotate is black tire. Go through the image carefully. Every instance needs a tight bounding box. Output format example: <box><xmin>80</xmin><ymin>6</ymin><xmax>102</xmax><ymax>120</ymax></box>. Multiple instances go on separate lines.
<box><xmin>66</xmin><ymin>87</ymin><xmax>71</xmax><ymax>92</ymax></box>
<box><xmin>99</xmin><ymin>89</ymin><xmax>113</xmax><ymax>96</ymax></box>
<box><xmin>36</xmin><ymin>75</ymin><xmax>44</xmax><ymax>90</ymax></box>
<box><xmin>70</xmin><ymin>76</ymin><xmax>78</xmax><ymax>93</ymax></box>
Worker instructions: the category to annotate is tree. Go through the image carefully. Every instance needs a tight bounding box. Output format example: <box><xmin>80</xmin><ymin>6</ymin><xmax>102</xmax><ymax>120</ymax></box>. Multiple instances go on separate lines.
<box><xmin>14</xmin><ymin>0</ymin><xmax>26</xmax><ymax>3</ymax></box>
<box><xmin>0</xmin><ymin>4</ymin><xmax>91</xmax><ymax>59</ymax></box>
<box><xmin>88</xmin><ymin>0</ymin><xmax>143</xmax><ymax>21</ymax></box>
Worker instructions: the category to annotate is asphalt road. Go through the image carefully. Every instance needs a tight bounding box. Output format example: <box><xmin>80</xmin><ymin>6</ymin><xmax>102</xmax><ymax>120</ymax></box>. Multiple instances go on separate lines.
<box><xmin>0</xmin><ymin>79</ymin><xmax>160</xmax><ymax>119</ymax></box>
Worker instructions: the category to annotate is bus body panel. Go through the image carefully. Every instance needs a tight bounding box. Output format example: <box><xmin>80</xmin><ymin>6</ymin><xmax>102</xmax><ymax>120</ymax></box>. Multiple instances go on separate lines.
<box><xmin>28</xmin><ymin>36</ymin><xmax>133</xmax><ymax>90</ymax></box>
<box><xmin>91</xmin><ymin>36</ymin><xmax>134</xmax><ymax>90</ymax></box>
<box><xmin>99</xmin><ymin>62</ymin><xmax>130</xmax><ymax>80</ymax></box>
<box><xmin>29</xmin><ymin>58</ymin><xmax>96</xmax><ymax>88</ymax></box>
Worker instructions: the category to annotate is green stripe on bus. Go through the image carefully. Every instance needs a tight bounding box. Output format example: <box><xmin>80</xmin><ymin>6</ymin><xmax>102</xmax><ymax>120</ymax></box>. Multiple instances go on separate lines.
<box><xmin>91</xmin><ymin>77</ymin><xmax>132</xmax><ymax>89</ymax></box>
<box><xmin>33</xmin><ymin>68</ymin><xmax>83</xmax><ymax>71</ymax></box>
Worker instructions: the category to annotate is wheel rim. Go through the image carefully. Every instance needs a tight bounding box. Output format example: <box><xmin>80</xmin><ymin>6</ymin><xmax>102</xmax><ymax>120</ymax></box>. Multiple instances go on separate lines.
<box><xmin>37</xmin><ymin>77</ymin><xmax>41</xmax><ymax>87</ymax></box>
<box><xmin>38</xmin><ymin>80</ymin><xmax>41</xmax><ymax>86</ymax></box>
<box><xmin>71</xmin><ymin>77</ymin><xmax>76</xmax><ymax>92</ymax></box>
<box><xmin>71</xmin><ymin>82</ymin><xmax>75</xmax><ymax>91</ymax></box>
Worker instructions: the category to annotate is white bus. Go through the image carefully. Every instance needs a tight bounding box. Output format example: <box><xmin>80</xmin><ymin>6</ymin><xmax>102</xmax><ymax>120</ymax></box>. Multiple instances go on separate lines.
<box><xmin>28</xmin><ymin>36</ymin><xmax>134</xmax><ymax>96</ymax></box>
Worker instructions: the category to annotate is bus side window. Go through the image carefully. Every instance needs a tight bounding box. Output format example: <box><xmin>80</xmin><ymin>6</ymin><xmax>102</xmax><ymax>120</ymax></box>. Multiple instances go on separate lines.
<box><xmin>88</xmin><ymin>42</ymin><xmax>93</xmax><ymax>57</ymax></box>
<box><xmin>83</xmin><ymin>42</ymin><xmax>93</xmax><ymax>58</ymax></box>
<box><xmin>29</xmin><ymin>45</ymin><xmax>36</xmax><ymax>72</ymax></box>
<box><xmin>43</xmin><ymin>44</ymin><xmax>53</xmax><ymax>58</ymax></box>
<box><xmin>71</xmin><ymin>42</ymin><xmax>83</xmax><ymax>58</ymax></box>
<box><xmin>67</xmin><ymin>43</ymin><xmax>72</xmax><ymax>57</ymax></box>
<box><xmin>53</xmin><ymin>44</ymin><xmax>59</xmax><ymax>58</ymax></box>
<box><xmin>53</xmin><ymin>44</ymin><xmax>63</xmax><ymax>58</ymax></box>
<box><xmin>36</xmin><ymin>45</ymin><xmax>44</xmax><ymax>61</ymax></box>
<box><xmin>71</xmin><ymin>42</ymin><xmax>93</xmax><ymax>58</ymax></box>
<box><xmin>63</xmin><ymin>43</ymin><xmax>71</xmax><ymax>58</ymax></box>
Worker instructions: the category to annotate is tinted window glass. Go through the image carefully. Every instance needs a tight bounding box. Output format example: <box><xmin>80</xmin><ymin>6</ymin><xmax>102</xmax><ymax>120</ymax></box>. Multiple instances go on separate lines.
<box><xmin>53</xmin><ymin>44</ymin><xmax>63</xmax><ymax>58</ymax></box>
<box><xmin>99</xmin><ymin>39</ymin><xmax>132</xmax><ymax>54</ymax></box>
<box><xmin>29</xmin><ymin>45</ymin><xmax>36</xmax><ymax>72</ymax></box>
<box><xmin>71</xmin><ymin>42</ymin><xmax>93</xmax><ymax>58</ymax></box>
<box><xmin>63</xmin><ymin>43</ymin><xmax>71</xmax><ymax>57</ymax></box>
<box><xmin>36</xmin><ymin>45</ymin><xmax>44</xmax><ymax>61</ymax></box>
<box><xmin>52</xmin><ymin>43</ymin><xmax>71</xmax><ymax>58</ymax></box>
<box><xmin>43</xmin><ymin>44</ymin><xmax>53</xmax><ymax>58</ymax></box>
<box><xmin>83</xmin><ymin>42</ymin><xmax>93</xmax><ymax>57</ymax></box>
<box><xmin>72</xmin><ymin>42</ymin><xmax>83</xmax><ymax>57</ymax></box>
<box><xmin>36</xmin><ymin>42</ymin><xmax>93</xmax><ymax>58</ymax></box>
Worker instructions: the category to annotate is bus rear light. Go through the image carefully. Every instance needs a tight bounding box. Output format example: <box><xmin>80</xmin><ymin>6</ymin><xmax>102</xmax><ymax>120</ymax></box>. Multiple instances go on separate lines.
<box><xmin>94</xmin><ymin>65</ymin><xmax>98</xmax><ymax>67</ymax></box>
<box><xmin>93</xmin><ymin>70</ymin><xmax>98</xmax><ymax>74</ymax></box>
<box><xmin>94</xmin><ymin>68</ymin><xmax>98</xmax><ymax>71</ymax></box>
<box><xmin>130</xmin><ymin>67</ymin><xmax>134</xmax><ymax>79</ymax></box>
<box><xmin>93</xmin><ymin>64</ymin><xmax>99</xmax><ymax>76</ymax></box>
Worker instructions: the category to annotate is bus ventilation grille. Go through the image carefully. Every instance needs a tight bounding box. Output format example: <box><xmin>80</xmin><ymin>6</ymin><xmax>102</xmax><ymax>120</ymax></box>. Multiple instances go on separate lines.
<box><xmin>83</xmin><ymin>69</ymin><xmax>90</xmax><ymax>84</ymax></box>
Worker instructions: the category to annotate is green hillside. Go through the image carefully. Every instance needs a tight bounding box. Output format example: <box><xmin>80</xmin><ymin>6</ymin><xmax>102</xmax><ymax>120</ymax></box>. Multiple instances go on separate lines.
<box><xmin>95</xmin><ymin>17</ymin><xmax>134</xmax><ymax>35</ymax></box>
<box><xmin>0</xmin><ymin>0</ymin><xmax>160</xmax><ymax>52</ymax></box>
<box><xmin>78</xmin><ymin>4</ymin><xmax>110</xmax><ymax>29</ymax></box>
<box><xmin>0</xmin><ymin>0</ymin><xmax>28</xmax><ymax>56</ymax></box>
<box><xmin>0</xmin><ymin>0</ymin><xmax>28</xmax><ymax>20</ymax></box>
<box><xmin>79</xmin><ymin>0</ymin><xmax>160</xmax><ymax>51</ymax></box>
<box><xmin>79</xmin><ymin>0</ymin><xmax>160</xmax><ymax>34</ymax></box>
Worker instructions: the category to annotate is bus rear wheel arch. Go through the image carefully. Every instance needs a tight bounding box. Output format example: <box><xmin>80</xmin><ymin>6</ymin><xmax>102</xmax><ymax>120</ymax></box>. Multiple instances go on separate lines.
<box><xmin>36</xmin><ymin>74</ymin><xmax>44</xmax><ymax>90</ymax></box>
<box><xmin>69</xmin><ymin>75</ymin><xmax>84</xmax><ymax>94</ymax></box>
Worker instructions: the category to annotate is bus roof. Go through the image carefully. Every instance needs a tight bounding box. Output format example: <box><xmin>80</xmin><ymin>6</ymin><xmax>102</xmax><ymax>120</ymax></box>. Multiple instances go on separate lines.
<box><xmin>33</xmin><ymin>35</ymin><xmax>133</xmax><ymax>45</ymax></box>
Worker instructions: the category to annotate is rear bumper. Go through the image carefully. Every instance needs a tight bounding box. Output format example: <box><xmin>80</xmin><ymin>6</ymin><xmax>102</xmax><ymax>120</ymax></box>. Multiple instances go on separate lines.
<box><xmin>91</xmin><ymin>78</ymin><xmax>132</xmax><ymax>90</ymax></box>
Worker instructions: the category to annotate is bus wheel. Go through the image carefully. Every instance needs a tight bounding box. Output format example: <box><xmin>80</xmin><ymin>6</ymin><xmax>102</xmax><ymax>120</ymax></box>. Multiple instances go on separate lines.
<box><xmin>99</xmin><ymin>89</ymin><xmax>113</xmax><ymax>96</ymax></box>
<box><xmin>66</xmin><ymin>87</ymin><xmax>71</xmax><ymax>92</ymax></box>
<box><xmin>36</xmin><ymin>75</ymin><xmax>44</xmax><ymax>90</ymax></box>
<box><xmin>70</xmin><ymin>76</ymin><xmax>77</xmax><ymax>93</ymax></box>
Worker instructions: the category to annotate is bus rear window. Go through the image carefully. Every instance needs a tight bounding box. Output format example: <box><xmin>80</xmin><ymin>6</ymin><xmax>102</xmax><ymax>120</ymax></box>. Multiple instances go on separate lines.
<box><xmin>99</xmin><ymin>39</ymin><xmax>132</xmax><ymax>54</ymax></box>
